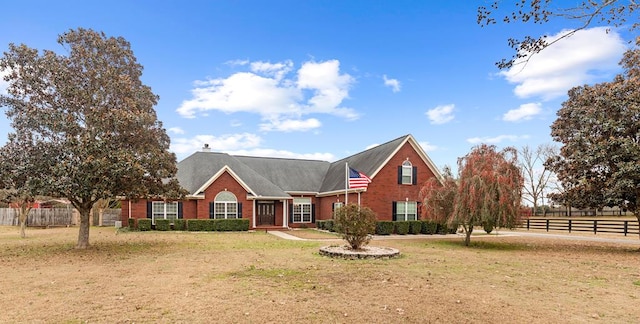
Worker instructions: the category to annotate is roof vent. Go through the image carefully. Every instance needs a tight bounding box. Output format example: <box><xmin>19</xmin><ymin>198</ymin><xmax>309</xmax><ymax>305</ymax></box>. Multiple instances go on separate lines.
<box><xmin>202</xmin><ymin>144</ymin><xmax>211</xmax><ymax>152</ymax></box>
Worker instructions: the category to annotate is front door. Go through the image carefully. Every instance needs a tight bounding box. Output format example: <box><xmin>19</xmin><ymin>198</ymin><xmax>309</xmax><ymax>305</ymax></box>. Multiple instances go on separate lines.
<box><xmin>257</xmin><ymin>201</ymin><xmax>275</xmax><ymax>226</ymax></box>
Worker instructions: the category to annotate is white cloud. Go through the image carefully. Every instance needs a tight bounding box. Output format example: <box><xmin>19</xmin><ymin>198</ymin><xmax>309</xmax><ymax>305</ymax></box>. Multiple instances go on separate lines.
<box><xmin>168</xmin><ymin>127</ymin><xmax>185</xmax><ymax>135</ymax></box>
<box><xmin>169</xmin><ymin>132</ymin><xmax>334</xmax><ymax>161</ymax></box>
<box><xmin>383</xmin><ymin>75</ymin><xmax>401</xmax><ymax>92</ymax></box>
<box><xmin>502</xmin><ymin>103</ymin><xmax>542</xmax><ymax>122</ymax></box>
<box><xmin>466</xmin><ymin>134</ymin><xmax>530</xmax><ymax>144</ymax></box>
<box><xmin>170</xmin><ymin>133</ymin><xmax>262</xmax><ymax>156</ymax></box>
<box><xmin>501</xmin><ymin>27</ymin><xmax>627</xmax><ymax>100</ymax></box>
<box><xmin>259</xmin><ymin>118</ymin><xmax>321</xmax><ymax>132</ymax></box>
<box><xmin>426</xmin><ymin>104</ymin><xmax>455</xmax><ymax>124</ymax></box>
<box><xmin>365</xmin><ymin>143</ymin><xmax>380</xmax><ymax>150</ymax></box>
<box><xmin>177</xmin><ymin>59</ymin><xmax>358</xmax><ymax>130</ymax></box>
<box><xmin>419</xmin><ymin>141</ymin><xmax>437</xmax><ymax>152</ymax></box>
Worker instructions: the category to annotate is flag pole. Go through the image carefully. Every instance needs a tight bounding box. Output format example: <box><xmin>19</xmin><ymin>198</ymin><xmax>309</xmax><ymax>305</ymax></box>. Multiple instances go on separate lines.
<box><xmin>345</xmin><ymin>162</ymin><xmax>349</xmax><ymax>205</ymax></box>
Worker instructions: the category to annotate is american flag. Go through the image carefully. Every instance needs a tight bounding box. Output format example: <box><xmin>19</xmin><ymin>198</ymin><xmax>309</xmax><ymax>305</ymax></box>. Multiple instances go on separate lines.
<box><xmin>348</xmin><ymin>167</ymin><xmax>371</xmax><ymax>189</ymax></box>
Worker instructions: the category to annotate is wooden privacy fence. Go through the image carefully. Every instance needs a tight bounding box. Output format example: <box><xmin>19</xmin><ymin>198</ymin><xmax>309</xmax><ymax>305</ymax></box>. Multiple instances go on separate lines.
<box><xmin>520</xmin><ymin>218</ymin><xmax>640</xmax><ymax>237</ymax></box>
<box><xmin>0</xmin><ymin>208</ymin><xmax>76</xmax><ymax>227</ymax></box>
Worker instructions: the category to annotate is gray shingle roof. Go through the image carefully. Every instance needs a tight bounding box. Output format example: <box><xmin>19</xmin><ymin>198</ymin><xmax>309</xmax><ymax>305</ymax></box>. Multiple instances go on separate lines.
<box><xmin>176</xmin><ymin>134</ymin><xmax>420</xmax><ymax>198</ymax></box>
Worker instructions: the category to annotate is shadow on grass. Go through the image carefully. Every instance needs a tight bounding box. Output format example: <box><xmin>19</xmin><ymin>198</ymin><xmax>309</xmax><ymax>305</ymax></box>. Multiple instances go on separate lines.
<box><xmin>428</xmin><ymin>237</ymin><xmax>640</xmax><ymax>254</ymax></box>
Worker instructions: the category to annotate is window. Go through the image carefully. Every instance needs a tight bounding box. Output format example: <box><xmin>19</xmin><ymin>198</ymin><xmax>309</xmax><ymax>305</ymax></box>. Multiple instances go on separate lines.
<box><xmin>293</xmin><ymin>198</ymin><xmax>312</xmax><ymax>223</ymax></box>
<box><xmin>213</xmin><ymin>191</ymin><xmax>238</xmax><ymax>219</ymax></box>
<box><xmin>394</xmin><ymin>201</ymin><xmax>417</xmax><ymax>221</ymax></box>
<box><xmin>152</xmin><ymin>201</ymin><xmax>178</xmax><ymax>224</ymax></box>
<box><xmin>332</xmin><ymin>202</ymin><xmax>344</xmax><ymax>218</ymax></box>
<box><xmin>402</xmin><ymin>160</ymin><xmax>413</xmax><ymax>184</ymax></box>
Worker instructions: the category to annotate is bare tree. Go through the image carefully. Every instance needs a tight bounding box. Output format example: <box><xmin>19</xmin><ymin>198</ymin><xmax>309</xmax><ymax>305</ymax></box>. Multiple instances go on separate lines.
<box><xmin>519</xmin><ymin>144</ymin><xmax>557</xmax><ymax>215</ymax></box>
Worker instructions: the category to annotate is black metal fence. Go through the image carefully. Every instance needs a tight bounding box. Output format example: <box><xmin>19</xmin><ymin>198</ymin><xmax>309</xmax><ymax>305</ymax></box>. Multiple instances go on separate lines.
<box><xmin>520</xmin><ymin>217</ymin><xmax>640</xmax><ymax>237</ymax></box>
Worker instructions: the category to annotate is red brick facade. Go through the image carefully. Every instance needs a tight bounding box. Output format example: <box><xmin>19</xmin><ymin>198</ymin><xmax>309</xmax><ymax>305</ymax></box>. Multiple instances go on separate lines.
<box><xmin>122</xmin><ymin>136</ymin><xmax>439</xmax><ymax>229</ymax></box>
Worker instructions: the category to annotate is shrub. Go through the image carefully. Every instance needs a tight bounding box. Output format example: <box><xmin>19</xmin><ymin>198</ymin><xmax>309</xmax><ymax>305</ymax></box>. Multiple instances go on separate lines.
<box><xmin>376</xmin><ymin>221</ymin><xmax>394</xmax><ymax>235</ymax></box>
<box><xmin>187</xmin><ymin>219</ymin><xmax>207</xmax><ymax>231</ymax></box>
<box><xmin>421</xmin><ymin>220</ymin><xmax>438</xmax><ymax>234</ymax></box>
<box><xmin>395</xmin><ymin>221</ymin><xmax>410</xmax><ymax>235</ymax></box>
<box><xmin>173</xmin><ymin>219</ymin><xmax>186</xmax><ymax>231</ymax></box>
<box><xmin>138</xmin><ymin>218</ymin><xmax>152</xmax><ymax>231</ymax></box>
<box><xmin>333</xmin><ymin>204</ymin><xmax>377</xmax><ymax>250</ymax></box>
<box><xmin>203</xmin><ymin>219</ymin><xmax>217</xmax><ymax>231</ymax></box>
<box><xmin>215</xmin><ymin>219</ymin><xmax>249</xmax><ymax>231</ymax></box>
<box><xmin>408</xmin><ymin>221</ymin><xmax>422</xmax><ymax>234</ymax></box>
<box><xmin>325</xmin><ymin>220</ymin><xmax>334</xmax><ymax>232</ymax></box>
<box><xmin>483</xmin><ymin>218</ymin><xmax>495</xmax><ymax>234</ymax></box>
<box><xmin>128</xmin><ymin>218</ymin><xmax>136</xmax><ymax>230</ymax></box>
<box><xmin>316</xmin><ymin>220</ymin><xmax>325</xmax><ymax>230</ymax></box>
<box><xmin>155</xmin><ymin>219</ymin><xmax>171</xmax><ymax>231</ymax></box>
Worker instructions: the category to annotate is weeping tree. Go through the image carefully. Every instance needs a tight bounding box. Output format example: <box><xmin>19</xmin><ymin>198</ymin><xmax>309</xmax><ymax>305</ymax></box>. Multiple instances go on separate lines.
<box><xmin>0</xmin><ymin>28</ymin><xmax>184</xmax><ymax>248</ymax></box>
<box><xmin>420</xmin><ymin>165</ymin><xmax>457</xmax><ymax>225</ymax></box>
<box><xmin>456</xmin><ymin>145</ymin><xmax>523</xmax><ymax>245</ymax></box>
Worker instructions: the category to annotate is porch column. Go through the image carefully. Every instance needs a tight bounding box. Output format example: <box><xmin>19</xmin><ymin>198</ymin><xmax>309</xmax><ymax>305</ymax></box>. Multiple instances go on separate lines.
<box><xmin>283</xmin><ymin>199</ymin><xmax>288</xmax><ymax>228</ymax></box>
<box><xmin>252</xmin><ymin>200</ymin><xmax>256</xmax><ymax>229</ymax></box>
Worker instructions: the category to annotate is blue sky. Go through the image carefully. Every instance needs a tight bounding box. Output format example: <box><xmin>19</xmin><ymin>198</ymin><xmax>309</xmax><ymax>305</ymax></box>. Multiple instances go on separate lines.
<box><xmin>0</xmin><ymin>1</ymin><xmax>631</xmax><ymax>171</ymax></box>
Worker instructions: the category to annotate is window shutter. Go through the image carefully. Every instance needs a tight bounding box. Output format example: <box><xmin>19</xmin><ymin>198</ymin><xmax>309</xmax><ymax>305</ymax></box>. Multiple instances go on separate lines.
<box><xmin>397</xmin><ymin>166</ymin><xmax>402</xmax><ymax>184</ymax></box>
<box><xmin>146</xmin><ymin>201</ymin><xmax>152</xmax><ymax>219</ymax></box>
<box><xmin>412</xmin><ymin>166</ymin><xmax>418</xmax><ymax>185</ymax></box>
<box><xmin>312</xmin><ymin>204</ymin><xmax>316</xmax><ymax>223</ymax></box>
<box><xmin>209</xmin><ymin>202</ymin><xmax>214</xmax><ymax>219</ymax></box>
<box><xmin>392</xmin><ymin>202</ymin><xmax>397</xmax><ymax>221</ymax></box>
<box><xmin>289</xmin><ymin>204</ymin><xmax>293</xmax><ymax>223</ymax></box>
<box><xmin>177</xmin><ymin>202</ymin><xmax>183</xmax><ymax>219</ymax></box>
<box><xmin>416</xmin><ymin>201</ymin><xmax>421</xmax><ymax>220</ymax></box>
<box><xmin>237</xmin><ymin>202</ymin><xmax>243</xmax><ymax>218</ymax></box>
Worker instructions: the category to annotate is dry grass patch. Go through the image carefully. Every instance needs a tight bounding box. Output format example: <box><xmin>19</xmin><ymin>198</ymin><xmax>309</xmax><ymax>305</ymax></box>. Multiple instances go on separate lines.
<box><xmin>0</xmin><ymin>226</ymin><xmax>639</xmax><ymax>323</ymax></box>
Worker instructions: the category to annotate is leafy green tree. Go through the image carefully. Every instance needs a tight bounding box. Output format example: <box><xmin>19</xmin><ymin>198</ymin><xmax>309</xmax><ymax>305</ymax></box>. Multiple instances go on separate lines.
<box><xmin>458</xmin><ymin>145</ymin><xmax>523</xmax><ymax>246</ymax></box>
<box><xmin>477</xmin><ymin>0</ymin><xmax>639</xmax><ymax>69</ymax></box>
<box><xmin>0</xmin><ymin>28</ymin><xmax>184</xmax><ymax>248</ymax></box>
<box><xmin>548</xmin><ymin>39</ymin><xmax>640</xmax><ymax>239</ymax></box>
<box><xmin>0</xmin><ymin>132</ymin><xmax>48</xmax><ymax>238</ymax></box>
<box><xmin>333</xmin><ymin>203</ymin><xmax>377</xmax><ymax>250</ymax></box>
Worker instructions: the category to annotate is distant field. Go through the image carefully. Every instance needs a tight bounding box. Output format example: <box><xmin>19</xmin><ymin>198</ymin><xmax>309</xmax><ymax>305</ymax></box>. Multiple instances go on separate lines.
<box><xmin>0</xmin><ymin>226</ymin><xmax>638</xmax><ymax>323</ymax></box>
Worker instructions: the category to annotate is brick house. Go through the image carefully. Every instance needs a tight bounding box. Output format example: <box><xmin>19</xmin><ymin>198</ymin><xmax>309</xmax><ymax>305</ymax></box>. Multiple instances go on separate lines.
<box><xmin>121</xmin><ymin>134</ymin><xmax>442</xmax><ymax>229</ymax></box>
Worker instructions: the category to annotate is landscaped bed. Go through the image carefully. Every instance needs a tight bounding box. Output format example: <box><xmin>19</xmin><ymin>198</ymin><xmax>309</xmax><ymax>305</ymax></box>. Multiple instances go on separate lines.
<box><xmin>0</xmin><ymin>226</ymin><xmax>639</xmax><ymax>323</ymax></box>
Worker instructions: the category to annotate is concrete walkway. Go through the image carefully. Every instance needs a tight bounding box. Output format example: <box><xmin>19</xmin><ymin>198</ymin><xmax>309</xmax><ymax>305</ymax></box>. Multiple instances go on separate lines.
<box><xmin>267</xmin><ymin>229</ymin><xmax>640</xmax><ymax>245</ymax></box>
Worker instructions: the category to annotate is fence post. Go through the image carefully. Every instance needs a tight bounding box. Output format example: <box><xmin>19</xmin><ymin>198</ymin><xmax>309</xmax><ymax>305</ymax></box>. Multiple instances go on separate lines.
<box><xmin>624</xmin><ymin>221</ymin><xmax>628</xmax><ymax>236</ymax></box>
<box><xmin>593</xmin><ymin>220</ymin><xmax>597</xmax><ymax>235</ymax></box>
<box><xmin>527</xmin><ymin>218</ymin><xmax>530</xmax><ymax>230</ymax></box>
<box><xmin>568</xmin><ymin>219</ymin><xmax>572</xmax><ymax>233</ymax></box>
<box><xmin>546</xmin><ymin>219</ymin><xmax>549</xmax><ymax>232</ymax></box>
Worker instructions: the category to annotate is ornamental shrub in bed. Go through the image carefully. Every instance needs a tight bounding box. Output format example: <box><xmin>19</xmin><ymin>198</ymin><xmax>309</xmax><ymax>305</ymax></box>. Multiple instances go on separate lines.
<box><xmin>187</xmin><ymin>219</ymin><xmax>207</xmax><ymax>231</ymax></box>
<box><xmin>128</xmin><ymin>218</ymin><xmax>136</xmax><ymax>230</ymax></box>
<box><xmin>138</xmin><ymin>218</ymin><xmax>152</xmax><ymax>231</ymax></box>
<box><xmin>408</xmin><ymin>220</ymin><xmax>422</xmax><ymax>234</ymax></box>
<box><xmin>173</xmin><ymin>219</ymin><xmax>186</xmax><ymax>231</ymax></box>
<box><xmin>215</xmin><ymin>219</ymin><xmax>249</xmax><ymax>231</ymax></box>
<box><xmin>421</xmin><ymin>220</ymin><xmax>438</xmax><ymax>234</ymax></box>
<box><xmin>155</xmin><ymin>219</ymin><xmax>171</xmax><ymax>231</ymax></box>
<box><xmin>375</xmin><ymin>221</ymin><xmax>394</xmax><ymax>235</ymax></box>
<box><xmin>316</xmin><ymin>220</ymin><xmax>325</xmax><ymax>230</ymax></box>
<box><xmin>333</xmin><ymin>204</ymin><xmax>377</xmax><ymax>250</ymax></box>
<box><xmin>325</xmin><ymin>220</ymin><xmax>334</xmax><ymax>232</ymax></box>
<box><xmin>394</xmin><ymin>221</ymin><xmax>410</xmax><ymax>235</ymax></box>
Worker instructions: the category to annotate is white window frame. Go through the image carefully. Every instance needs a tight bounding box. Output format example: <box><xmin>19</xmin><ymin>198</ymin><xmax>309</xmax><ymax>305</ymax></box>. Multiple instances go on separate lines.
<box><xmin>332</xmin><ymin>202</ymin><xmax>344</xmax><ymax>218</ymax></box>
<box><xmin>214</xmin><ymin>191</ymin><xmax>238</xmax><ymax>219</ymax></box>
<box><xmin>293</xmin><ymin>198</ymin><xmax>312</xmax><ymax>223</ymax></box>
<box><xmin>402</xmin><ymin>160</ymin><xmax>413</xmax><ymax>185</ymax></box>
<box><xmin>396</xmin><ymin>201</ymin><xmax>417</xmax><ymax>221</ymax></box>
<box><xmin>152</xmin><ymin>201</ymin><xmax>178</xmax><ymax>225</ymax></box>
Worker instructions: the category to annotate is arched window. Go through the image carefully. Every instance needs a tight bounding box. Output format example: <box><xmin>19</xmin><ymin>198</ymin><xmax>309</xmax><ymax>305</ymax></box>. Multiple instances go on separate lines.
<box><xmin>401</xmin><ymin>160</ymin><xmax>413</xmax><ymax>184</ymax></box>
<box><xmin>214</xmin><ymin>191</ymin><xmax>238</xmax><ymax>219</ymax></box>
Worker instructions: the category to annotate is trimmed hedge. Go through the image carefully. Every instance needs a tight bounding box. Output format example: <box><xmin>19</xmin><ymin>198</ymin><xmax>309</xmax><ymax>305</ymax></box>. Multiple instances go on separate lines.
<box><xmin>173</xmin><ymin>219</ymin><xmax>186</xmax><ymax>231</ymax></box>
<box><xmin>215</xmin><ymin>219</ymin><xmax>249</xmax><ymax>231</ymax></box>
<box><xmin>395</xmin><ymin>221</ymin><xmax>410</xmax><ymax>235</ymax></box>
<box><xmin>138</xmin><ymin>218</ymin><xmax>152</xmax><ymax>231</ymax></box>
<box><xmin>155</xmin><ymin>219</ymin><xmax>171</xmax><ymax>231</ymax></box>
<box><xmin>375</xmin><ymin>221</ymin><xmax>394</xmax><ymax>235</ymax></box>
<box><xmin>128</xmin><ymin>218</ymin><xmax>136</xmax><ymax>230</ymax></box>
<box><xmin>325</xmin><ymin>220</ymin><xmax>334</xmax><ymax>232</ymax></box>
<box><xmin>408</xmin><ymin>221</ymin><xmax>422</xmax><ymax>234</ymax></box>
<box><xmin>316</xmin><ymin>220</ymin><xmax>326</xmax><ymax>230</ymax></box>
<box><xmin>187</xmin><ymin>219</ymin><xmax>208</xmax><ymax>231</ymax></box>
<box><xmin>421</xmin><ymin>220</ymin><xmax>438</xmax><ymax>234</ymax></box>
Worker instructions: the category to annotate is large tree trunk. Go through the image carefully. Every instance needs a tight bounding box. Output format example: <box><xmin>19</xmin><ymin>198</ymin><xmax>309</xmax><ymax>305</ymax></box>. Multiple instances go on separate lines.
<box><xmin>464</xmin><ymin>225</ymin><xmax>473</xmax><ymax>246</ymax></box>
<box><xmin>76</xmin><ymin>207</ymin><xmax>91</xmax><ymax>249</ymax></box>
<box><xmin>18</xmin><ymin>206</ymin><xmax>29</xmax><ymax>239</ymax></box>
